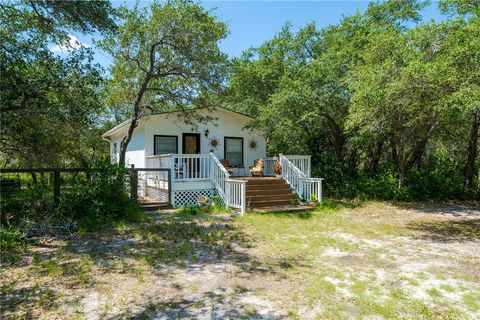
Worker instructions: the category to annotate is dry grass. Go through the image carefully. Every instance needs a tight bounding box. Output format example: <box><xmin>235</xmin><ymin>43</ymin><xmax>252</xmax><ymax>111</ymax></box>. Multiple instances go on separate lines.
<box><xmin>1</xmin><ymin>201</ymin><xmax>479</xmax><ymax>319</ymax></box>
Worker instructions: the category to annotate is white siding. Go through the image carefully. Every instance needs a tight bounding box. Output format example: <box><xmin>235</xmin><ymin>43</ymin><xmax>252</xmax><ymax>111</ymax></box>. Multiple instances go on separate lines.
<box><xmin>144</xmin><ymin>108</ymin><xmax>266</xmax><ymax>168</ymax></box>
<box><xmin>110</xmin><ymin>126</ymin><xmax>146</xmax><ymax>168</ymax></box>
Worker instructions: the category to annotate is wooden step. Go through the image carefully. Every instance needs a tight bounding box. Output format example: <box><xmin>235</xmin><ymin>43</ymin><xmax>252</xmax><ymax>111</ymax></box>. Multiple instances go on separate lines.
<box><xmin>246</xmin><ymin>189</ymin><xmax>293</xmax><ymax>196</ymax></box>
<box><xmin>139</xmin><ymin>203</ymin><xmax>170</xmax><ymax>211</ymax></box>
<box><xmin>247</xmin><ymin>194</ymin><xmax>297</xmax><ymax>202</ymax></box>
<box><xmin>253</xmin><ymin>205</ymin><xmax>314</xmax><ymax>213</ymax></box>
<box><xmin>250</xmin><ymin>199</ymin><xmax>297</xmax><ymax>208</ymax></box>
<box><xmin>245</xmin><ymin>179</ymin><xmax>287</xmax><ymax>186</ymax></box>
<box><xmin>246</xmin><ymin>184</ymin><xmax>291</xmax><ymax>191</ymax></box>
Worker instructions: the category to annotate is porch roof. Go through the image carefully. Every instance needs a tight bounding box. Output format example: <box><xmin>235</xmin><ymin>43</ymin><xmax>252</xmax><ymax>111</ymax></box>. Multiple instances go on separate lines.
<box><xmin>101</xmin><ymin>106</ymin><xmax>254</xmax><ymax>140</ymax></box>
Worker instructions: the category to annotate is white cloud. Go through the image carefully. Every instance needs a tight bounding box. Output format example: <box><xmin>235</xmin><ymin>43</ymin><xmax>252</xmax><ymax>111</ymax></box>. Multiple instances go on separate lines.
<box><xmin>51</xmin><ymin>35</ymin><xmax>89</xmax><ymax>53</ymax></box>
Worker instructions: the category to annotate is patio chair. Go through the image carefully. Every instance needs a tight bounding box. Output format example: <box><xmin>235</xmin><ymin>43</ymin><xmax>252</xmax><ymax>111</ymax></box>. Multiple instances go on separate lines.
<box><xmin>249</xmin><ymin>159</ymin><xmax>264</xmax><ymax>177</ymax></box>
<box><xmin>220</xmin><ymin>159</ymin><xmax>234</xmax><ymax>175</ymax></box>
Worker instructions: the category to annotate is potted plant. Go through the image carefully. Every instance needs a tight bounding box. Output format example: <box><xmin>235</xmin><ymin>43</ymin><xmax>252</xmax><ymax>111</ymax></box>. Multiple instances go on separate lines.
<box><xmin>273</xmin><ymin>160</ymin><xmax>282</xmax><ymax>178</ymax></box>
<box><xmin>309</xmin><ymin>194</ymin><xmax>318</xmax><ymax>208</ymax></box>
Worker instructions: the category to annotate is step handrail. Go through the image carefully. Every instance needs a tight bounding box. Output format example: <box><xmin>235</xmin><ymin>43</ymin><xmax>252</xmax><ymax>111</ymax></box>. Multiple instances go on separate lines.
<box><xmin>279</xmin><ymin>154</ymin><xmax>323</xmax><ymax>202</ymax></box>
<box><xmin>210</xmin><ymin>153</ymin><xmax>246</xmax><ymax>214</ymax></box>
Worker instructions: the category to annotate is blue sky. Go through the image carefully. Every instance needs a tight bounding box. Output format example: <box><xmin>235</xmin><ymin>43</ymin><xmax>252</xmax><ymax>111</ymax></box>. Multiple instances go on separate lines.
<box><xmin>60</xmin><ymin>1</ymin><xmax>445</xmax><ymax>68</ymax></box>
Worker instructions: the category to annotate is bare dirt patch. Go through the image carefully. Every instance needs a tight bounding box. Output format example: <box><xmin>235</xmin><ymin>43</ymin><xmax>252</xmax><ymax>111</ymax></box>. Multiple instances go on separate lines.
<box><xmin>1</xmin><ymin>202</ymin><xmax>479</xmax><ymax>319</ymax></box>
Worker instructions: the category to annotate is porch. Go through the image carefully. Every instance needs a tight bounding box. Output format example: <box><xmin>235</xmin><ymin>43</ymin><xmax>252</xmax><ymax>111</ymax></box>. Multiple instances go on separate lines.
<box><xmin>142</xmin><ymin>153</ymin><xmax>322</xmax><ymax>213</ymax></box>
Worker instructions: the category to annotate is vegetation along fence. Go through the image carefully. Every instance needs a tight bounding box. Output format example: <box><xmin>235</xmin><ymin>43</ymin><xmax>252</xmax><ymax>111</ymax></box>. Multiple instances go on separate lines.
<box><xmin>0</xmin><ymin>167</ymin><xmax>171</xmax><ymax>206</ymax></box>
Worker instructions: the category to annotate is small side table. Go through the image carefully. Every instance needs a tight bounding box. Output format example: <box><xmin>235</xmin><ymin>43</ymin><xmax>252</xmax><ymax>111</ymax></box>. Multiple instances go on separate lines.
<box><xmin>232</xmin><ymin>166</ymin><xmax>248</xmax><ymax>177</ymax></box>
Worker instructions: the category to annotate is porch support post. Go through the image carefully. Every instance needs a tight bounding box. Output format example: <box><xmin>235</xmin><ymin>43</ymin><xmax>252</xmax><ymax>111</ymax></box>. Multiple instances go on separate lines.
<box><xmin>130</xmin><ymin>164</ymin><xmax>138</xmax><ymax>202</ymax></box>
<box><xmin>318</xmin><ymin>178</ymin><xmax>323</xmax><ymax>202</ymax></box>
<box><xmin>240</xmin><ymin>180</ymin><xmax>246</xmax><ymax>215</ymax></box>
<box><xmin>307</xmin><ymin>155</ymin><xmax>312</xmax><ymax>177</ymax></box>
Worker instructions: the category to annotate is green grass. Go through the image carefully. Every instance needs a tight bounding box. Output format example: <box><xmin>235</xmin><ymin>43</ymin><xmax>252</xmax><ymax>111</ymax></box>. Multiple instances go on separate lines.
<box><xmin>2</xmin><ymin>201</ymin><xmax>478</xmax><ymax>319</ymax></box>
<box><xmin>233</xmin><ymin>200</ymin><xmax>478</xmax><ymax>319</ymax></box>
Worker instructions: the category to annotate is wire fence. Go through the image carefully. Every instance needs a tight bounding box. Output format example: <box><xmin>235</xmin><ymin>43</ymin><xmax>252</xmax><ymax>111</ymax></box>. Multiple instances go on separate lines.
<box><xmin>0</xmin><ymin>167</ymin><xmax>171</xmax><ymax>206</ymax></box>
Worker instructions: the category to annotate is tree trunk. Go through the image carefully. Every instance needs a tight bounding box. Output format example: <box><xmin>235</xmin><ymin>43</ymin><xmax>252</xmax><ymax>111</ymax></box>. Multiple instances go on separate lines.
<box><xmin>320</xmin><ymin>112</ymin><xmax>345</xmax><ymax>161</ymax></box>
<box><xmin>370</xmin><ymin>138</ymin><xmax>384</xmax><ymax>175</ymax></box>
<box><xmin>118</xmin><ymin>75</ymin><xmax>152</xmax><ymax>166</ymax></box>
<box><xmin>390</xmin><ymin>133</ymin><xmax>398</xmax><ymax>168</ymax></box>
<box><xmin>408</xmin><ymin>137</ymin><xmax>428</xmax><ymax>168</ymax></box>
<box><xmin>464</xmin><ymin>107</ymin><xmax>479</xmax><ymax>191</ymax></box>
<box><xmin>393</xmin><ymin>128</ymin><xmax>406</xmax><ymax>188</ymax></box>
<box><xmin>408</xmin><ymin>123</ymin><xmax>435</xmax><ymax>169</ymax></box>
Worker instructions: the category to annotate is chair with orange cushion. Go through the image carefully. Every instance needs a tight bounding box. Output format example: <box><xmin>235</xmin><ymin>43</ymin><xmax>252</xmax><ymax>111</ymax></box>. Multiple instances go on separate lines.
<box><xmin>249</xmin><ymin>159</ymin><xmax>264</xmax><ymax>177</ymax></box>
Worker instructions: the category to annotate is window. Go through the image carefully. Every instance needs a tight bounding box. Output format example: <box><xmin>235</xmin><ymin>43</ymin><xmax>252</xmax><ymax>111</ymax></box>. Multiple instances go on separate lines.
<box><xmin>154</xmin><ymin>135</ymin><xmax>178</xmax><ymax>155</ymax></box>
<box><xmin>224</xmin><ymin>137</ymin><xmax>243</xmax><ymax>166</ymax></box>
<box><xmin>113</xmin><ymin>142</ymin><xmax>117</xmax><ymax>154</ymax></box>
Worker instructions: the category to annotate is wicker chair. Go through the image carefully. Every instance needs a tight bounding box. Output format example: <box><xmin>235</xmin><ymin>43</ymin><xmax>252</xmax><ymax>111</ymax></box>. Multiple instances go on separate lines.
<box><xmin>249</xmin><ymin>159</ymin><xmax>264</xmax><ymax>177</ymax></box>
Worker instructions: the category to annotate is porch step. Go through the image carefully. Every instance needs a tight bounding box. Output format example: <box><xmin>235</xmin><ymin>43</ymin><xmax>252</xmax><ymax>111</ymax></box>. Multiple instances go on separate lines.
<box><xmin>139</xmin><ymin>202</ymin><xmax>171</xmax><ymax>211</ymax></box>
<box><xmin>245</xmin><ymin>179</ymin><xmax>287</xmax><ymax>186</ymax></box>
<box><xmin>246</xmin><ymin>188</ymin><xmax>293</xmax><ymax>196</ymax></box>
<box><xmin>249</xmin><ymin>199</ymin><xmax>297</xmax><ymax>208</ymax></box>
<box><xmin>247</xmin><ymin>194</ymin><xmax>297</xmax><ymax>202</ymax></box>
<box><xmin>253</xmin><ymin>205</ymin><xmax>314</xmax><ymax>213</ymax></box>
<box><xmin>243</xmin><ymin>177</ymin><xmax>302</xmax><ymax>209</ymax></box>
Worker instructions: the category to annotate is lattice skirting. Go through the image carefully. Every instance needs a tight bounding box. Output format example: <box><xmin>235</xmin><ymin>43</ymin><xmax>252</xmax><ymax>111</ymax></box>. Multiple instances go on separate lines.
<box><xmin>172</xmin><ymin>189</ymin><xmax>216</xmax><ymax>207</ymax></box>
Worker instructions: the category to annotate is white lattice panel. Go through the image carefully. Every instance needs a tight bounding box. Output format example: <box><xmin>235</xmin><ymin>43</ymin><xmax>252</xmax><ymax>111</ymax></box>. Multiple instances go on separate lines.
<box><xmin>173</xmin><ymin>189</ymin><xmax>216</xmax><ymax>207</ymax></box>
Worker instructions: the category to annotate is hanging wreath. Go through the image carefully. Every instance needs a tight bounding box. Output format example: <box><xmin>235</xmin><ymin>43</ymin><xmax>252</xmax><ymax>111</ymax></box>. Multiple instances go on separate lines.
<box><xmin>209</xmin><ymin>137</ymin><xmax>221</xmax><ymax>149</ymax></box>
<box><xmin>248</xmin><ymin>139</ymin><xmax>258</xmax><ymax>150</ymax></box>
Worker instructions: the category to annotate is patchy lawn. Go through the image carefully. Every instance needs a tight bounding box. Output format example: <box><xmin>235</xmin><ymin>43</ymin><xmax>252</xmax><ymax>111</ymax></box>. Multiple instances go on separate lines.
<box><xmin>1</xmin><ymin>201</ymin><xmax>479</xmax><ymax>319</ymax></box>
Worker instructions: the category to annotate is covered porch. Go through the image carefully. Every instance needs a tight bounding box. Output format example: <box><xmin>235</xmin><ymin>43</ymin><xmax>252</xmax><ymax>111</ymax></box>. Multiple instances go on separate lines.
<box><xmin>142</xmin><ymin>153</ymin><xmax>321</xmax><ymax>213</ymax></box>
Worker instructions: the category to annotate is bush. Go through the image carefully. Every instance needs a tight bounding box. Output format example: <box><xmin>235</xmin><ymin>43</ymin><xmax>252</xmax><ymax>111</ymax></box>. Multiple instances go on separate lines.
<box><xmin>0</xmin><ymin>225</ymin><xmax>26</xmax><ymax>252</ymax></box>
<box><xmin>58</xmin><ymin>164</ymin><xmax>140</xmax><ymax>231</ymax></box>
<box><xmin>1</xmin><ymin>183</ymin><xmax>55</xmax><ymax>226</ymax></box>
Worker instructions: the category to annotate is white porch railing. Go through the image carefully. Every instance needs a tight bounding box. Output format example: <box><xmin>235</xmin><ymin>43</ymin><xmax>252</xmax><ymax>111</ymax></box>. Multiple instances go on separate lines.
<box><xmin>285</xmin><ymin>155</ymin><xmax>311</xmax><ymax>177</ymax></box>
<box><xmin>280</xmin><ymin>154</ymin><xmax>322</xmax><ymax>202</ymax></box>
<box><xmin>264</xmin><ymin>157</ymin><xmax>278</xmax><ymax>176</ymax></box>
<box><xmin>210</xmin><ymin>153</ymin><xmax>246</xmax><ymax>214</ymax></box>
<box><xmin>146</xmin><ymin>153</ymin><xmax>319</xmax><ymax>211</ymax></box>
<box><xmin>146</xmin><ymin>154</ymin><xmax>211</xmax><ymax>181</ymax></box>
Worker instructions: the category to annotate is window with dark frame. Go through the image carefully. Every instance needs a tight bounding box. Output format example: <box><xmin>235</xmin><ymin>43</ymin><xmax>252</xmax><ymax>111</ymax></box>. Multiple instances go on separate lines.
<box><xmin>154</xmin><ymin>135</ymin><xmax>178</xmax><ymax>155</ymax></box>
<box><xmin>224</xmin><ymin>137</ymin><xmax>243</xmax><ymax>167</ymax></box>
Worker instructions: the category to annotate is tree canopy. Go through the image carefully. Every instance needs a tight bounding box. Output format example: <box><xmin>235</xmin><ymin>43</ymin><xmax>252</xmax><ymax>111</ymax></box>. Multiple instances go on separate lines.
<box><xmin>100</xmin><ymin>0</ymin><xmax>228</xmax><ymax>164</ymax></box>
<box><xmin>1</xmin><ymin>0</ymin><xmax>478</xmax><ymax>199</ymax></box>
<box><xmin>0</xmin><ymin>0</ymin><xmax>116</xmax><ymax>167</ymax></box>
<box><xmin>225</xmin><ymin>0</ymin><xmax>480</xmax><ymax>199</ymax></box>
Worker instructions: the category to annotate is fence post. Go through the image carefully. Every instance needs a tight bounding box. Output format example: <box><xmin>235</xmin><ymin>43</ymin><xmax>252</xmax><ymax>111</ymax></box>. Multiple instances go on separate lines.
<box><xmin>240</xmin><ymin>181</ymin><xmax>246</xmax><ymax>215</ymax></box>
<box><xmin>167</xmin><ymin>169</ymin><xmax>172</xmax><ymax>207</ymax></box>
<box><xmin>307</xmin><ymin>155</ymin><xmax>312</xmax><ymax>178</ymax></box>
<box><xmin>53</xmin><ymin>170</ymin><xmax>61</xmax><ymax>205</ymax></box>
<box><xmin>319</xmin><ymin>179</ymin><xmax>323</xmax><ymax>202</ymax></box>
<box><xmin>130</xmin><ymin>164</ymin><xmax>138</xmax><ymax>202</ymax></box>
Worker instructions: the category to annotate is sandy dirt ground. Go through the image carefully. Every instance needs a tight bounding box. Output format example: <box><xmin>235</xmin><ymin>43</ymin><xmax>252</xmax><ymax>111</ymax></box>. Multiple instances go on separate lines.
<box><xmin>1</xmin><ymin>202</ymin><xmax>479</xmax><ymax>319</ymax></box>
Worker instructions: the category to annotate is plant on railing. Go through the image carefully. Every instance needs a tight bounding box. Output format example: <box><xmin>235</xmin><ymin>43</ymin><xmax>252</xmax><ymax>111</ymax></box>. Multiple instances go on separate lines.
<box><xmin>309</xmin><ymin>193</ymin><xmax>319</xmax><ymax>208</ymax></box>
<box><xmin>274</xmin><ymin>160</ymin><xmax>282</xmax><ymax>177</ymax></box>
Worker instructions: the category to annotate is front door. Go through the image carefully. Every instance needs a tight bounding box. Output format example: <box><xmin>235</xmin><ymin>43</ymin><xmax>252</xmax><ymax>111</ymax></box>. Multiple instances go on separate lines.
<box><xmin>182</xmin><ymin>133</ymin><xmax>201</xmax><ymax>178</ymax></box>
<box><xmin>182</xmin><ymin>133</ymin><xmax>200</xmax><ymax>154</ymax></box>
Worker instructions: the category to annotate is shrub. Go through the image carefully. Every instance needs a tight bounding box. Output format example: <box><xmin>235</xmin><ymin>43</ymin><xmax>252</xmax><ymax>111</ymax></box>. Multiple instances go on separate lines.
<box><xmin>58</xmin><ymin>164</ymin><xmax>140</xmax><ymax>231</ymax></box>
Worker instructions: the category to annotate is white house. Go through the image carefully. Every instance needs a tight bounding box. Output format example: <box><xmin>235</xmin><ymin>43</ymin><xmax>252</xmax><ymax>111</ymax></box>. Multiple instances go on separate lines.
<box><xmin>102</xmin><ymin>107</ymin><xmax>322</xmax><ymax>213</ymax></box>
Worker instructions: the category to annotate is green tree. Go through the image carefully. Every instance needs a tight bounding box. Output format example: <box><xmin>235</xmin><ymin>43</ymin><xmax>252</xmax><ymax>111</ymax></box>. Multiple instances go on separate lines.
<box><xmin>0</xmin><ymin>0</ymin><xmax>116</xmax><ymax>167</ymax></box>
<box><xmin>100</xmin><ymin>0</ymin><xmax>228</xmax><ymax>165</ymax></box>
<box><xmin>226</xmin><ymin>0</ymin><xmax>479</xmax><ymax>198</ymax></box>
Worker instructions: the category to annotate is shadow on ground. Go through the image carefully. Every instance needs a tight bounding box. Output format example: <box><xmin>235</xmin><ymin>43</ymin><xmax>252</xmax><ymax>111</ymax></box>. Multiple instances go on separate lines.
<box><xmin>407</xmin><ymin>218</ymin><xmax>480</xmax><ymax>243</ymax></box>
<box><xmin>396</xmin><ymin>202</ymin><xmax>480</xmax><ymax>219</ymax></box>
<box><xmin>1</xmin><ymin>211</ymin><xmax>283</xmax><ymax>319</ymax></box>
<box><xmin>119</xmin><ymin>289</ymin><xmax>283</xmax><ymax>320</ymax></box>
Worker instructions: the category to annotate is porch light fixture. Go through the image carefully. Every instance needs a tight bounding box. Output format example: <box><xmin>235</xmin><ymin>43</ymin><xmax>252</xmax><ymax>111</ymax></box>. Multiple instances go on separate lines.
<box><xmin>205</xmin><ymin>129</ymin><xmax>209</xmax><ymax>137</ymax></box>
